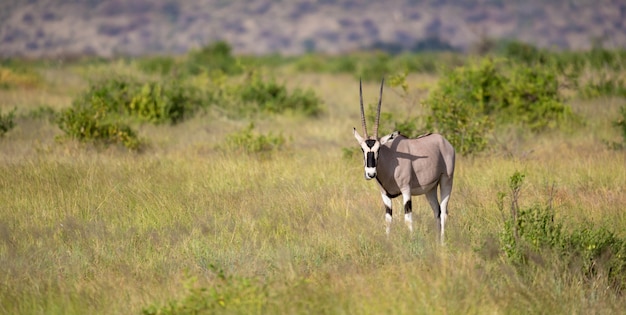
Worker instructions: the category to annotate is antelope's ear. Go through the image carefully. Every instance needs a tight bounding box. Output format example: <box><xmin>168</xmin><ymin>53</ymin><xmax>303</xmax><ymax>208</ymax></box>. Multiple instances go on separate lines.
<box><xmin>353</xmin><ymin>127</ymin><xmax>364</xmax><ymax>143</ymax></box>
<box><xmin>380</xmin><ymin>131</ymin><xmax>399</xmax><ymax>145</ymax></box>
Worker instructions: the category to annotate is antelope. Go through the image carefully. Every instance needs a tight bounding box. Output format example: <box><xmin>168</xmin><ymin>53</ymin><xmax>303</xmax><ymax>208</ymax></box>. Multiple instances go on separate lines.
<box><xmin>353</xmin><ymin>79</ymin><xmax>455</xmax><ymax>243</ymax></box>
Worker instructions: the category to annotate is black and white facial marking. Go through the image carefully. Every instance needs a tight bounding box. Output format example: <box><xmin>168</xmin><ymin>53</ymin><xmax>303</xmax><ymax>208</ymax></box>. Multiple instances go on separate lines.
<box><xmin>360</xmin><ymin>139</ymin><xmax>381</xmax><ymax>180</ymax></box>
<box><xmin>353</xmin><ymin>129</ymin><xmax>398</xmax><ymax>180</ymax></box>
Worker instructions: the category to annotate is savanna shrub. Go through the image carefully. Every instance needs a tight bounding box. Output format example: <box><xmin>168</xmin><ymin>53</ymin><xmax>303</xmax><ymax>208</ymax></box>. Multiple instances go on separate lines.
<box><xmin>499</xmin><ymin>171</ymin><xmax>626</xmax><ymax>291</ymax></box>
<box><xmin>185</xmin><ymin>41</ymin><xmax>242</xmax><ymax>76</ymax></box>
<box><xmin>74</xmin><ymin>77</ymin><xmax>135</xmax><ymax>116</ymax></box>
<box><xmin>426</xmin><ymin>96</ymin><xmax>493</xmax><ymax>156</ymax></box>
<box><xmin>437</xmin><ymin>57</ymin><xmax>505</xmax><ymax>115</ymax></box>
<box><xmin>502</xmin><ymin>65</ymin><xmax>572</xmax><ymax>130</ymax></box>
<box><xmin>57</xmin><ymin>102</ymin><xmax>141</xmax><ymax>150</ymax></box>
<box><xmin>57</xmin><ymin>76</ymin><xmax>205</xmax><ymax>149</ymax></box>
<box><xmin>424</xmin><ymin>57</ymin><xmax>572</xmax><ymax>154</ymax></box>
<box><xmin>236</xmin><ymin>72</ymin><xmax>323</xmax><ymax>116</ymax></box>
<box><xmin>500</xmin><ymin>203</ymin><xmax>565</xmax><ymax>265</ymax></box>
<box><xmin>423</xmin><ymin>58</ymin><xmax>499</xmax><ymax>155</ymax></box>
<box><xmin>0</xmin><ymin>107</ymin><xmax>16</xmax><ymax>136</ymax></box>
<box><xmin>71</xmin><ymin>76</ymin><xmax>203</xmax><ymax>124</ymax></box>
<box><xmin>568</xmin><ymin>227</ymin><xmax>626</xmax><ymax>290</ymax></box>
<box><xmin>127</xmin><ymin>80</ymin><xmax>200</xmax><ymax>124</ymax></box>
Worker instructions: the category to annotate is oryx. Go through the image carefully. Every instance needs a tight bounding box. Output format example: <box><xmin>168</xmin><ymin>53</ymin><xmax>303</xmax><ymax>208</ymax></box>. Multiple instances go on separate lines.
<box><xmin>353</xmin><ymin>79</ymin><xmax>455</xmax><ymax>243</ymax></box>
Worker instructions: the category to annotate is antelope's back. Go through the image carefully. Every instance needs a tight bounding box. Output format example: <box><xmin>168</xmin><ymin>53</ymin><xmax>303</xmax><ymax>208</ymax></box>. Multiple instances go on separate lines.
<box><xmin>390</xmin><ymin>133</ymin><xmax>455</xmax><ymax>177</ymax></box>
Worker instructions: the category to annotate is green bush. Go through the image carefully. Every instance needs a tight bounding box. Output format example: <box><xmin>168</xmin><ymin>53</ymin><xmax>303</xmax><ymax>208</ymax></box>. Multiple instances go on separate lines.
<box><xmin>57</xmin><ymin>102</ymin><xmax>141</xmax><ymax>150</ymax></box>
<box><xmin>424</xmin><ymin>57</ymin><xmax>573</xmax><ymax>154</ymax></box>
<box><xmin>127</xmin><ymin>80</ymin><xmax>200</xmax><ymax>124</ymax></box>
<box><xmin>568</xmin><ymin>227</ymin><xmax>626</xmax><ymax>290</ymax></box>
<box><xmin>56</xmin><ymin>76</ymin><xmax>207</xmax><ymax>150</ymax></box>
<box><xmin>235</xmin><ymin>72</ymin><xmax>323</xmax><ymax>117</ymax></box>
<box><xmin>70</xmin><ymin>76</ymin><xmax>203</xmax><ymax>124</ymax></box>
<box><xmin>502</xmin><ymin>65</ymin><xmax>572</xmax><ymax>130</ymax></box>
<box><xmin>500</xmin><ymin>204</ymin><xmax>565</xmax><ymax>265</ymax></box>
<box><xmin>185</xmin><ymin>41</ymin><xmax>242</xmax><ymax>76</ymax></box>
<box><xmin>426</xmin><ymin>96</ymin><xmax>493</xmax><ymax>156</ymax></box>
<box><xmin>75</xmin><ymin>77</ymin><xmax>135</xmax><ymax>117</ymax></box>
<box><xmin>423</xmin><ymin>59</ymin><xmax>498</xmax><ymax>155</ymax></box>
<box><xmin>0</xmin><ymin>107</ymin><xmax>16</xmax><ymax>136</ymax></box>
<box><xmin>499</xmin><ymin>171</ymin><xmax>626</xmax><ymax>291</ymax></box>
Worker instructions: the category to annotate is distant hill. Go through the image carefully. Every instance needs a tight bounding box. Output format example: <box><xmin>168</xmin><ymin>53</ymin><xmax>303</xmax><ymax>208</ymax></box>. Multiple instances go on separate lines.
<box><xmin>1</xmin><ymin>0</ymin><xmax>625</xmax><ymax>58</ymax></box>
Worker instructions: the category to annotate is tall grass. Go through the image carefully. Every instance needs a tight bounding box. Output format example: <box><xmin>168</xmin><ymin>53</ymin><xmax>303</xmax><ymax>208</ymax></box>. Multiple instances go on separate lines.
<box><xmin>1</xmin><ymin>57</ymin><xmax>625</xmax><ymax>314</ymax></box>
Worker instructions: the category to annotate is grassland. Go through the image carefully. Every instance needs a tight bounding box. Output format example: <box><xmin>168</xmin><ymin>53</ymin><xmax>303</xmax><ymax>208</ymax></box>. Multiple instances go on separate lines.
<box><xmin>1</xmin><ymin>54</ymin><xmax>626</xmax><ymax>314</ymax></box>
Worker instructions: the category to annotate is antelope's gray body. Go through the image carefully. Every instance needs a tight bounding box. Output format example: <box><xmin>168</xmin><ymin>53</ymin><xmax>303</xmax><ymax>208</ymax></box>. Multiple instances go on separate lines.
<box><xmin>353</xmin><ymin>79</ymin><xmax>455</xmax><ymax>243</ymax></box>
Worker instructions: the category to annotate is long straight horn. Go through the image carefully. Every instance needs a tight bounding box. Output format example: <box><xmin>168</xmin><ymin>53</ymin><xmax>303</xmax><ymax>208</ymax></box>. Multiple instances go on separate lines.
<box><xmin>373</xmin><ymin>78</ymin><xmax>384</xmax><ymax>138</ymax></box>
<box><xmin>359</xmin><ymin>78</ymin><xmax>368</xmax><ymax>138</ymax></box>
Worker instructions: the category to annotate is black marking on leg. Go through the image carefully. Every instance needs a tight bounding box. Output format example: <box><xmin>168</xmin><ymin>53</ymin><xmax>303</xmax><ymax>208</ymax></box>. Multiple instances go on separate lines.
<box><xmin>434</xmin><ymin>206</ymin><xmax>441</xmax><ymax>219</ymax></box>
<box><xmin>404</xmin><ymin>200</ymin><xmax>412</xmax><ymax>214</ymax></box>
<box><xmin>385</xmin><ymin>206</ymin><xmax>392</xmax><ymax>216</ymax></box>
<box><xmin>386</xmin><ymin>192</ymin><xmax>401</xmax><ymax>198</ymax></box>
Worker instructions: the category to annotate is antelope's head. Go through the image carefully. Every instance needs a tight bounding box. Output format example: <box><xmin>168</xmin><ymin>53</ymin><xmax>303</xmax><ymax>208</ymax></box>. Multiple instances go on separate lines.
<box><xmin>353</xmin><ymin>78</ymin><xmax>398</xmax><ymax>180</ymax></box>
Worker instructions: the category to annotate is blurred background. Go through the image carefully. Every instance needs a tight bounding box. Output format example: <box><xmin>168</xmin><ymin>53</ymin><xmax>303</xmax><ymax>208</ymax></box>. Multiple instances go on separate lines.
<box><xmin>1</xmin><ymin>0</ymin><xmax>625</xmax><ymax>58</ymax></box>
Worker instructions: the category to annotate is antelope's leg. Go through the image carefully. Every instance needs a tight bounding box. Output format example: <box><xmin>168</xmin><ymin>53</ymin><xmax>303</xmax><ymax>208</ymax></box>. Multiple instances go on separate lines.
<box><xmin>425</xmin><ymin>189</ymin><xmax>441</xmax><ymax>236</ymax></box>
<box><xmin>439</xmin><ymin>176</ymin><xmax>453</xmax><ymax>243</ymax></box>
<box><xmin>402</xmin><ymin>190</ymin><xmax>413</xmax><ymax>233</ymax></box>
<box><xmin>382</xmin><ymin>193</ymin><xmax>392</xmax><ymax>235</ymax></box>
